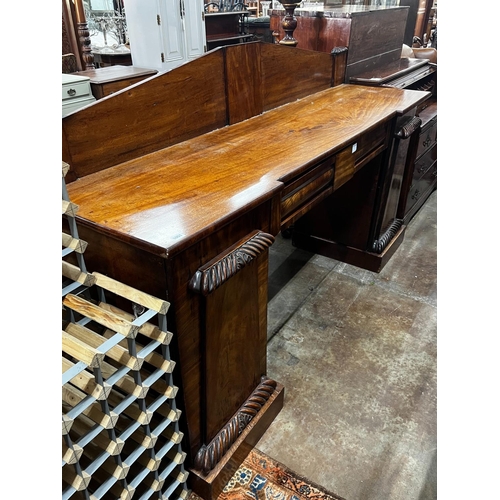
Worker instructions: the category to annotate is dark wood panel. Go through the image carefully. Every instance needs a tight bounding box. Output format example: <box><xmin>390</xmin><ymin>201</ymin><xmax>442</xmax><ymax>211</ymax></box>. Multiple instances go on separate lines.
<box><xmin>62</xmin><ymin>51</ymin><xmax>227</xmax><ymax>181</ymax></box>
<box><xmin>405</xmin><ymin>145</ymin><xmax>436</xmax><ymax>215</ymax></box>
<box><xmin>270</xmin><ymin>15</ymin><xmax>322</xmax><ymax>50</ymax></box>
<box><xmin>415</xmin><ymin>116</ymin><xmax>437</xmax><ymax>159</ymax></box>
<box><xmin>225</xmin><ymin>43</ymin><xmax>263</xmax><ymax>125</ymax></box>
<box><xmin>399</xmin><ymin>0</ymin><xmax>420</xmax><ymax>46</ymax></box>
<box><xmin>261</xmin><ymin>43</ymin><xmax>333</xmax><ymax>111</ymax></box>
<box><xmin>294</xmin><ymin>154</ymin><xmax>383</xmax><ymax>250</ymax></box>
<box><xmin>316</xmin><ymin>17</ymin><xmax>352</xmax><ymax>53</ymax></box>
<box><xmin>347</xmin><ymin>9</ymin><xmax>408</xmax><ymax>65</ymax></box>
<box><xmin>204</xmin><ymin>257</ymin><xmax>267</xmax><ymax>442</ymax></box>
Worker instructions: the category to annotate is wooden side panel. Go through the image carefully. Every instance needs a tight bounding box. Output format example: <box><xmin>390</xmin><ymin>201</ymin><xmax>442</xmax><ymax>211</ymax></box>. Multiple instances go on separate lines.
<box><xmin>316</xmin><ymin>17</ymin><xmax>352</xmax><ymax>53</ymax></box>
<box><xmin>347</xmin><ymin>9</ymin><xmax>408</xmax><ymax>65</ymax></box>
<box><xmin>62</xmin><ymin>51</ymin><xmax>228</xmax><ymax>182</ymax></box>
<box><xmin>204</xmin><ymin>255</ymin><xmax>268</xmax><ymax>442</ymax></box>
<box><xmin>225</xmin><ymin>43</ymin><xmax>263</xmax><ymax>125</ymax></box>
<box><xmin>270</xmin><ymin>15</ymin><xmax>322</xmax><ymax>50</ymax></box>
<box><xmin>168</xmin><ymin>198</ymin><xmax>279</xmax><ymax>462</ymax></box>
<box><xmin>260</xmin><ymin>43</ymin><xmax>333</xmax><ymax>111</ymax></box>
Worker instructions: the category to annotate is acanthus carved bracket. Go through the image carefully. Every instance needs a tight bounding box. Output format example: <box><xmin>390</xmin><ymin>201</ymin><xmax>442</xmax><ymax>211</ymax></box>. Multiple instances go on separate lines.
<box><xmin>193</xmin><ymin>377</ymin><xmax>277</xmax><ymax>475</ymax></box>
<box><xmin>189</xmin><ymin>231</ymin><xmax>275</xmax><ymax>296</ymax></box>
<box><xmin>372</xmin><ymin>219</ymin><xmax>403</xmax><ymax>254</ymax></box>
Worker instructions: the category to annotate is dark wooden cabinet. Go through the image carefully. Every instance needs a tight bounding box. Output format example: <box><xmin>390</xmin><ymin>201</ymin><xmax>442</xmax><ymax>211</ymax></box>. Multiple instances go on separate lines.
<box><xmin>270</xmin><ymin>5</ymin><xmax>408</xmax><ymax>68</ymax></box>
<box><xmin>205</xmin><ymin>11</ymin><xmax>254</xmax><ymax>50</ymax></box>
<box><xmin>398</xmin><ymin>100</ymin><xmax>437</xmax><ymax>222</ymax></box>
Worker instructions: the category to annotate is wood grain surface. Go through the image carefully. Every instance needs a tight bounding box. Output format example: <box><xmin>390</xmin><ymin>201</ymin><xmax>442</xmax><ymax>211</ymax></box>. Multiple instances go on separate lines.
<box><xmin>67</xmin><ymin>84</ymin><xmax>427</xmax><ymax>257</ymax></box>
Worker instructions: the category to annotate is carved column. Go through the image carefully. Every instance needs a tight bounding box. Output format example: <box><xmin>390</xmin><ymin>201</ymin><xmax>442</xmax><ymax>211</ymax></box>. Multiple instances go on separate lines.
<box><xmin>74</xmin><ymin>0</ymin><xmax>95</xmax><ymax>69</ymax></box>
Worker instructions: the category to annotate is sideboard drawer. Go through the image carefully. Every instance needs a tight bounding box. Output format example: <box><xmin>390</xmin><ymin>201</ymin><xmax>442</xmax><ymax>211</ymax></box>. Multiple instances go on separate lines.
<box><xmin>354</xmin><ymin>122</ymin><xmax>389</xmax><ymax>169</ymax></box>
<box><xmin>407</xmin><ymin>149</ymin><xmax>437</xmax><ymax>211</ymax></box>
<box><xmin>62</xmin><ymin>80</ymin><xmax>90</xmax><ymax>101</ymax></box>
<box><xmin>281</xmin><ymin>157</ymin><xmax>335</xmax><ymax>226</ymax></box>
<box><xmin>413</xmin><ymin>144</ymin><xmax>437</xmax><ymax>182</ymax></box>
<box><xmin>415</xmin><ymin>117</ymin><xmax>437</xmax><ymax>159</ymax></box>
<box><xmin>334</xmin><ymin>122</ymin><xmax>389</xmax><ymax>190</ymax></box>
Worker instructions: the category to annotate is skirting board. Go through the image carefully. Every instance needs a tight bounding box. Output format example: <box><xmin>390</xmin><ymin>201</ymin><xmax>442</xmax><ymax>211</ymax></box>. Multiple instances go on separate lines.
<box><xmin>293</xmin><ymin>225</ymin><xmax>406</xmax><ymax>273</ymax></box>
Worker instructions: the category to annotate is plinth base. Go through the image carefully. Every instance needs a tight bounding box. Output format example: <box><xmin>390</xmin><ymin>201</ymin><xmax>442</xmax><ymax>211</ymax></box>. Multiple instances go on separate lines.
<box><xmin>188</xmin><ymin>382</ymin><xmax>285</xmax><ymax>500</ymax></box>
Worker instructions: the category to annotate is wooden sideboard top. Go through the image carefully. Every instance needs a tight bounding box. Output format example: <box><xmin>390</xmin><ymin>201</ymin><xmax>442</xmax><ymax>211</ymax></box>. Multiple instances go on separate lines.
<box><xmin>349</xmin><ymin>57</ymin><xmax>429</xmax><ymax>85</ymax></box>
<box><xmin>67</xmin><ymin>84</ymin><xmax>428</xmax><ymax>257</ymax></box>
<box><xmin>73</xmin><ymin>65</ymin><xmax>158</xmax><ymax>84</ymax></box>
<box><xmin>270</xmin><ymin>4</ymin><xmax>408</xmax><ymax>18</ymax></box>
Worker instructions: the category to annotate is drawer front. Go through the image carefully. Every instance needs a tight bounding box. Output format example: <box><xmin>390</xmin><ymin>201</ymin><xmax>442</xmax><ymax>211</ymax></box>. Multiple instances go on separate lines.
<box><xmin>407</xmin><ymin>154</ymin><xmax>437</xmax><ymax>210</ymax></box>
<box><xmin>281</xmin><ymin>157</ymin><xmax>334</xmax><ymax>220</ymax></box>
<box><xmin>98</xmin><ymin>77</ymin><xmax>146</xmax><ymax>98</ymax></box>
<box><xmin>415</xmin><ymin>117</ymin><xmax>437</xmax><ymax>159</ymax></box>
<box><xmin>334</xmin><ymin>122</ymin><xmax>388</xmax><ymax>189</ymax></box>
<box><xmin>413</xmin><ymin>144</ymin><xmax>437</xmax><ymax>182</ymax></box>
<box><xmin>62</xmin><ymin>80</ymin><xmax>92</xmax><ymax>101</ymax></box>
<box><xmin>62</xmin><ymin>95</ymin><xmax>96</xmax><ymax>117</ymax></box>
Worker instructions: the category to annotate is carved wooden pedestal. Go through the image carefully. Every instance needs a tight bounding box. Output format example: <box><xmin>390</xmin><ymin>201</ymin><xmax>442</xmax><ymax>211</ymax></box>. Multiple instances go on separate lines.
<box><xmin>185</xmin><ymin>231</ymin><xmax>283</xmax><ymax>497</ymax></box>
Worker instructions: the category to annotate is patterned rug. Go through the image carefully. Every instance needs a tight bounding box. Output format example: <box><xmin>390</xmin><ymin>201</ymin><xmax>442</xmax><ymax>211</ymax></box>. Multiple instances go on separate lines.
<box><xmin>188</xmin><ymin>448</ymin><xmax>345</xmax><ymax>500</ymax></box>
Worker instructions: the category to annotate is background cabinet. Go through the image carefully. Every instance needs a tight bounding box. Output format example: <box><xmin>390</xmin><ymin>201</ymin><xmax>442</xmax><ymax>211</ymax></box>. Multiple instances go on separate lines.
<box><xmin>125</xmin><ymin>0</ymin><xmax>206</xmax><ymax>72</ymax></box>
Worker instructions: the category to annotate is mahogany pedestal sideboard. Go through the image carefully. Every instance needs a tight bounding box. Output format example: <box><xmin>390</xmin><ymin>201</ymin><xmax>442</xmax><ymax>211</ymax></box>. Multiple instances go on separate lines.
<box><xmin>73</xmin><ymin>65</ymin><xmax>158</xmax><ymax>100</ymax></box>
<box><xmin>63</xmin><ymin>42</ymin><xmax>429</xmax><ymax>499</ymax></box>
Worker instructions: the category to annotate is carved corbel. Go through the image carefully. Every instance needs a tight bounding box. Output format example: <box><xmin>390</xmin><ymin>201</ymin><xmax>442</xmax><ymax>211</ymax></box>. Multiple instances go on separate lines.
<box><xmin>189</xmin><ymin>231</ymin><xmax>275</xmax><ymax>296</ymax></box>
<box><xmin>193</xmin><ymin>376</ymin><xmax>277</xmax><ymax>475</ymax></box>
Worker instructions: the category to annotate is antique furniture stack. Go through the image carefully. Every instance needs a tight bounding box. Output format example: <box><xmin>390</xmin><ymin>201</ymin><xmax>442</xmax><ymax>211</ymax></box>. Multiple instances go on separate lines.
<box><xmin>62</xmin><ymin>41</ymin><xmax>430</xmax><ymax>498</ymax></box>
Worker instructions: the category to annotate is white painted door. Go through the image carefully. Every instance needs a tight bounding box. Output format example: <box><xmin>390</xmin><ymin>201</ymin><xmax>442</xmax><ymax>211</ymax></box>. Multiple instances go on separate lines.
<box><xmin>126</xmin><ymin>0</ymin><xmax>206</xmax><ymax>72</ymax></box>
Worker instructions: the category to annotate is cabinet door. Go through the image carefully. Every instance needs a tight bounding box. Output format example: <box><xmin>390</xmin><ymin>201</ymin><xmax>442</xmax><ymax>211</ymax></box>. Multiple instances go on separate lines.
<box><xmin>183</xmin><ymin>0</ymin><xmax>207</xmax><ymax>60</ymax></box>
<box><xmin>126</xmin><ymin>0</ymin><xmax>165</xmax><ymax>70</ymax></box>
<box><xmin>126</xmin><ymin>0</ymin><xmax>206</xmax><ymax>72</ymax></box>
<box><xmin>159</xmin><ymin>0</ymin><xmax>189</xmax><ymax>70</ymax></box>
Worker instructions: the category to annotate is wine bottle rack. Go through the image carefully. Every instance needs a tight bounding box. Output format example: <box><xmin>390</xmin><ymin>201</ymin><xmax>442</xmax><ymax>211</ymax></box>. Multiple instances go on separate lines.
<box><xmin>62</xmin><ymin>162</ymin><xmax>189</xmax><ymax>500</ymax></box>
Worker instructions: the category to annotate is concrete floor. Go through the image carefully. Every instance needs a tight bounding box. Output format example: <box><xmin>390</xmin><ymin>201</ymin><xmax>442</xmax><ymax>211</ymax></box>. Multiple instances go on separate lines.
<box><xmin>256</xmin><ymin>191</ymin><xmax>437</xmax><ymax>500</ymax></box>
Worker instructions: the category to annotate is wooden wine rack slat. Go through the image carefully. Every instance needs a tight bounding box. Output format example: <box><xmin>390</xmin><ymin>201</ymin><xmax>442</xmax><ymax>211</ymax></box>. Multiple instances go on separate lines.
<box><xmin>62</xmin><ymin>162</ymin><xmax>189</xmax><ymax>500</ymax></box>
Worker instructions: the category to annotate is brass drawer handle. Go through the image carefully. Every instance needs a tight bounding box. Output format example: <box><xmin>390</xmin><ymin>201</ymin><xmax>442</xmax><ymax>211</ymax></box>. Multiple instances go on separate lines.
<box><xmin>67</xmin><ymin>88</ymin><xmax>77</xmax><ymax>96</ymax></box>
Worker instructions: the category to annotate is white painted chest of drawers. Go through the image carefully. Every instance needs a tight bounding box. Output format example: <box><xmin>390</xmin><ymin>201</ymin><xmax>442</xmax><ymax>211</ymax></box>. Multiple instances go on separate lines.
<box><xmin>62</xmin><ymin>74</ymin><xmax>96</xmax><ymax>118</ymax></box>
